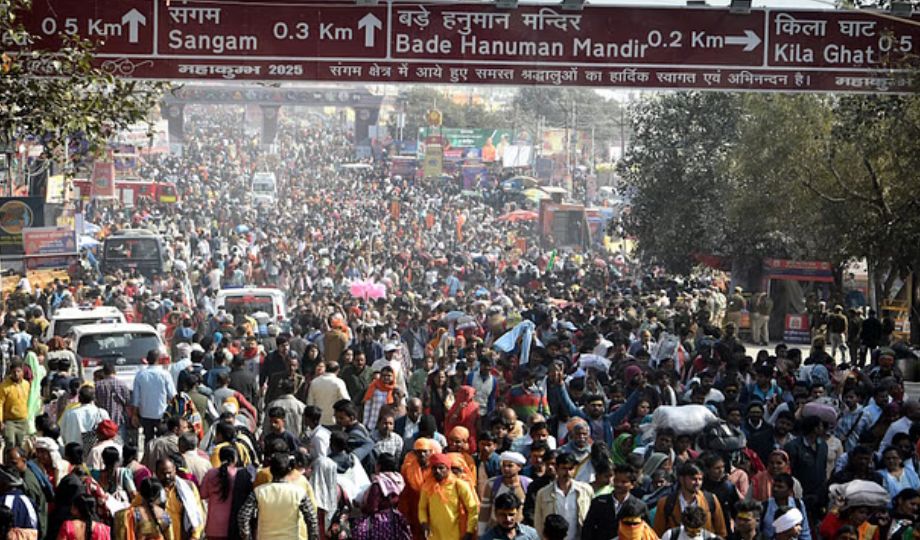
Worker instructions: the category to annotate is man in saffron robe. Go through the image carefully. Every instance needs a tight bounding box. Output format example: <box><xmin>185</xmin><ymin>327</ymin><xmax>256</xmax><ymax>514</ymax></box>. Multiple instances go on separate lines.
<box><xmin>419</xmin><ymin>452</ymin><xmax>479</xmax><ymax>540</ymax></box>
<box><xmin>399</xmin><ymin>437</ymin><xmax>435</xmax><ymax>538</ymax></box>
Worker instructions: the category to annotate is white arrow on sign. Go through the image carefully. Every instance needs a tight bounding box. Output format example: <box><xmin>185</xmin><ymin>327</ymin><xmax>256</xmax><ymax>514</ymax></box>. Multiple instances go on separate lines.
<box><xmin>121</xmin><ymin>8</ymin><xmax>146</xmax><ymax>44</ymax></box>
<box><xmin>724</xmin><ymin>29</ymin><xmax>761</xmax><ymax>52</ymax></box>
<box><xmin>357</xmin><ymin>13</ymin><xmax>382</xmax><ymax>47</ymax></box>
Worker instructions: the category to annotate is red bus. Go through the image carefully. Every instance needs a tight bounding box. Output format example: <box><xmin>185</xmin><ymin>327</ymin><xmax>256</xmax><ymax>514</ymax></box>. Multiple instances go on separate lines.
<box><xmin>72</xmin><ymin>177</ymin><xmax>179</xmax><ymax>205</ymax></box>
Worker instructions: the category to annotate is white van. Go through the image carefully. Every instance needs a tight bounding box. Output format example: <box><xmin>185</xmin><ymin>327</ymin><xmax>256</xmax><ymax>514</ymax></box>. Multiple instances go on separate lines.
<box><xmin>72</xmin><ymin>323</ymin><xmax>166</xmax><ymax>385</ymax></box>
<box><xmin>251</xmin><ymin>172</ymin><xmax>277</xmax><ymax>206</ymax></box>
<box><xmin>216</xmin><ymin>287</ymin><xmax>288</xmax><ymax>326</ymax></box>
<box><xmin>46</xmin><ymin>306</ymin><xmax>127</xmax><ymax>342</ymax></box>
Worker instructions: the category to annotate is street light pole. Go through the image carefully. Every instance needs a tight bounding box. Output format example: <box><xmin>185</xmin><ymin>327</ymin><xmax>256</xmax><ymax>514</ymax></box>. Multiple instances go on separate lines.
<box><xmin>572</xmin><ymin>97</ymin><xmax>578</xmax><ymax>186</ymax></box>
<box><xmin>396</xmin><ymin>94</ymin><xmax>407</xmax><ymax>146</ymax></box>
<box><xmin>0</xmin><ymin>140</ymin><xmax>12</xmax><ymax>197</ymax></box>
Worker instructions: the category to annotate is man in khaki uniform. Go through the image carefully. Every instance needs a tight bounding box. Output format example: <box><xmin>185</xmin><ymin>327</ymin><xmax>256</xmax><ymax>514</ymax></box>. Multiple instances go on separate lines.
<box><xmin>750</xmin><ymin>292</ymin><xmax>774</xmax><ymax>346</ymax></box>
<box><xmin>724</xmin><ymin>286</ymin><xmax>746</xmax><ymax>333</ymax></box>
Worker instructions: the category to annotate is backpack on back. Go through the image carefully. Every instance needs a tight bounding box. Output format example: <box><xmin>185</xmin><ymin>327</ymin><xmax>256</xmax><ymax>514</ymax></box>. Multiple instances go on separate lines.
<box><xmin>662</xmin><ymin>489</ymin><xmax>718</xmax><ymax>530</ymax></box>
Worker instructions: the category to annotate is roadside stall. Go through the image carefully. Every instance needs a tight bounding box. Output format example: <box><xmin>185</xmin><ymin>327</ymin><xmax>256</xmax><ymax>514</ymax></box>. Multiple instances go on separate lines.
<box><xmin>761</xmin><ymin>258</ymin><xmax>834</xmax><ymax>344</ymax></box>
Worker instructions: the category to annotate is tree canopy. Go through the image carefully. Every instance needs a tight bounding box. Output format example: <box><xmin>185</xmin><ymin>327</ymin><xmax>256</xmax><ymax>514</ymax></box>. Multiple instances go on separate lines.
<box><xmin>616</xmin><ymin>92</ymin><xmax>741</xmax><ymax>274</ymax></box>
<box><xmin>392</xmin><ymin>86</ymin><xmax>510</xmax><ymax>143</ymax></box>
<box><xmin>0</xmin><ymin>0</ymin><xmax>166</xmax><ymax>165</ymax></box>
<box><xmin>619</xmin><ymin>90</ymin><xmax>920</xmax><ymax>298</ymax></box>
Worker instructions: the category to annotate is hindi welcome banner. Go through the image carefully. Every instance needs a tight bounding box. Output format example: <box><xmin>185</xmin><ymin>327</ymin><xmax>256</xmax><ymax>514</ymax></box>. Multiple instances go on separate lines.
<box><xmin>23</xmin><ymin>227</ymin><xmax>78</xmax><ymax>256</ymax></box>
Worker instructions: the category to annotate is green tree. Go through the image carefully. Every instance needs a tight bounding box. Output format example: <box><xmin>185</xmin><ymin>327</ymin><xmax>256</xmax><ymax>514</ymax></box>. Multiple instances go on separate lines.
<box><xmin>391</xmin><ymin>86</ymin><xmax>510</xmax><ymax>142</ymax></box>
<box><xmin>0</xmin><ymin>0</ymin><xmax>166</xmax><ymax>169</ymax></box>
<box><xmin>616</xmin><ymin>92</ymin><xmax>742</xmax><ymax>273</ymax></box>
<box><xmin>624</xmin><ymin>90</ymin><xmax>920</xmax><ymax>308</ymax></box>
<box><xmin>725</xmin><ymin>94</ymin><xmax>838</xmax><ymax>263</ymax></box>
<box><xmin>839</xmin><ymin>97</ymin><xmax>920</xmax><ymax>306</ymax></box>
<box><xmin>736</xmin><ymin>94</ymin><xmax>920</xmax><ymax>302</ymax></box>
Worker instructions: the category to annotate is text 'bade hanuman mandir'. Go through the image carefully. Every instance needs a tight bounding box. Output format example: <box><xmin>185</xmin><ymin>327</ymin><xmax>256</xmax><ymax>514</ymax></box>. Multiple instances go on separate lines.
<box><xmin>395</xmin><ymin>34</ymin><xmax>653</xmax><ymax>60</ymax></box>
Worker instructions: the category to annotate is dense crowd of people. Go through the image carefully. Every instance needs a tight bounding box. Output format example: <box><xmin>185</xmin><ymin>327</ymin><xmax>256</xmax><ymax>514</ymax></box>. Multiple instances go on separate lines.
<box><xmin>0</xmin><ymin>105</ymin><xmax>917</xmax><ymax>540</ymax></box>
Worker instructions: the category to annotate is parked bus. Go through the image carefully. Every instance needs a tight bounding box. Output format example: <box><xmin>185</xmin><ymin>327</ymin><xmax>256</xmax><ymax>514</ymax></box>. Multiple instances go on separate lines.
<box><xmin>100</xmin><ymin>229</ymin><xmax>170</xmax><ymax>278</ymax></box>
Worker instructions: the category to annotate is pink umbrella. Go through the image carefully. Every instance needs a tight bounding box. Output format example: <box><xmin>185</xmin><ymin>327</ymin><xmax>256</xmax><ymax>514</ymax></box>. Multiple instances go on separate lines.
<box><xmin>349</xmin><ymin>280</ymin><xmax>372</xmax><ymax>300</ymax></box>
<box><xmin>350</xmin><ymin>279</ymin><xmax>387</xmax><ymax>301</ymax></box>
<box><xmin>367</xmin><ymin>282</ymin><xmax>387</xmax><ymax>300</ymax></box>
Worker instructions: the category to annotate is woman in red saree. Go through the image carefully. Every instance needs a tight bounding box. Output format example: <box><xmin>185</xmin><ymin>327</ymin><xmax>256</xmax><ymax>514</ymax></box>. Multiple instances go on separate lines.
<box><xmin>444</xmin><ymin>386</ymin><xmax>480</xmax><ymax>452</ymax></box>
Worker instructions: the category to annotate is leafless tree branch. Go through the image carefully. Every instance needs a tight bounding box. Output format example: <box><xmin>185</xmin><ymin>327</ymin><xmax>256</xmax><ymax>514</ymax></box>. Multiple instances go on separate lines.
<box><xmin>801</xmin><ymin>177</ymin><xmax>846</xmax><ymax>204</ymax></box>
<box><xmin>823</xmin><ymin>157</ymin><xmax>875</xmax><ymax>205</ymax></box>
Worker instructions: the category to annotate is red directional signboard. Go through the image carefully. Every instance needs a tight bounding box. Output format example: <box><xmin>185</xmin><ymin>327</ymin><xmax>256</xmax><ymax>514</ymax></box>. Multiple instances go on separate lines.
<box><xmin>18</xmin><ymin>0</ymin><xmax>920</xmax><ymax>92</ymax></box>
<box><xmin>390</xmin><ymin>4</ymin><xmax>765</xmax><ymax>66</ymax></box>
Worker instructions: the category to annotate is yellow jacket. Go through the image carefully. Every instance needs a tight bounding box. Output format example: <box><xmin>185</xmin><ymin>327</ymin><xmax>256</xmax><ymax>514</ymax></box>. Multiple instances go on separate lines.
<box><xmin>419</xmin><ymin>476</ymin><xmax>479</xmax><ymax>540</ymax></box>
<box><xmin>209</xmin><ymin>442</ymin><xmax>252</xmax><ymax>467</ymax></box>
<box><xmin>0</xmin><ymin>379</ymin><xmax>30</xmax><ymax>422</ymax></box>
<box><xmin>255</xmin><ymin>482</ymin><xmax>308</xmax><ymax>540</ymax></box>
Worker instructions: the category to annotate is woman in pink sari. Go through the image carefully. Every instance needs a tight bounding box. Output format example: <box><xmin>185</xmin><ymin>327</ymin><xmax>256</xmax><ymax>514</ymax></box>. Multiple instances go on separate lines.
<box><xmin>56</xmin><ymin>494</ymin><xmax>111</xmax><ymax>540</ymax></box>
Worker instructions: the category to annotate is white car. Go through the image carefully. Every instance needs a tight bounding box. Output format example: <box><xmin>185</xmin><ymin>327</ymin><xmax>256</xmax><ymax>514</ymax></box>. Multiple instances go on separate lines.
<box><xmin>251</xmin><ymin>172</ymin><xmax>277</xmax><ymax>206</ymax></box>
<box><xmin>216</xmin><ymin>287</ymin><xmax>288</xmax><ymax>322</ymax></box>
<box><xmin>45</xmin><ymin>306</ymin><xmax>126</xmax><ymax>342</ymax></box>
<box><xmin>71</xmin><ymin>323</ymin><xmax>166</xmax><ymax>385</ymax></box>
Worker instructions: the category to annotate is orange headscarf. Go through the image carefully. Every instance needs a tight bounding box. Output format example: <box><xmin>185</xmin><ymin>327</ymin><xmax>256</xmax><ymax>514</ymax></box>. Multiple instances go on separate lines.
<box><xmin>399</xmin><ymin>440</ymin><xmax>433</xmax><ymax>536</ymax></box>
<box><xmin>447</xmin><ymin>429</ymin><xmax>477</xmax><ymax>479</ymax></box>
<box><xmin>362</xmin><ymin>377</ymin><xmax>397</xmax><ymax>404</ymax></box>
<box><xmin>430</xmin><ymin>452</ymin><xmax>452</xmax><ymax>470</ymax></box>
<box><xmin>402</xmin><ymin>439</ymin><xmax>435</xmax><ymax>492</ymax></box>
<box><xmin>330</xmin><ymin>316</ymin><xmax>352</xmax><ymax>342</ymax></box>
<box><xmin>448</xmin><ymin>452</ymin><xmax>477</xmax><ymax>490</ymax></box>
<box><xmin>448</xmin><ymin>452</ymin><xmax>478</xmax><ymax>536</ymax></box>
<box><xmin>427</xmin><ymin>328</ymin><xmax>447</xmax><ymax>355</ymax></box>
<box><xmin>422</xmin><ymin>453</ymin><xmax>456</xmax><ymax>503</ymax></box>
